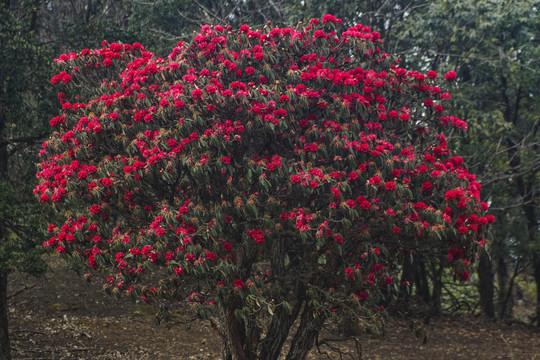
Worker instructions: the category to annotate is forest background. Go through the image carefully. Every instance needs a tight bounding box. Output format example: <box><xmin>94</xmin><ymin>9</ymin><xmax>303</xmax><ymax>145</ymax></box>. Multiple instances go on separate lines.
<box><xmin>0</xmin><ymin>0</ymin><xmax>539</xmax><ymax>358</ymax></box>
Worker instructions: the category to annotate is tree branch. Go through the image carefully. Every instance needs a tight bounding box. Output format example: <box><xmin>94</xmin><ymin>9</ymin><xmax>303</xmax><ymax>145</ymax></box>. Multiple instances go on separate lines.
<box><xmin>0</xmin><ymin>133</ymin><xmax>47</xmax><ymax>146</ymax></box>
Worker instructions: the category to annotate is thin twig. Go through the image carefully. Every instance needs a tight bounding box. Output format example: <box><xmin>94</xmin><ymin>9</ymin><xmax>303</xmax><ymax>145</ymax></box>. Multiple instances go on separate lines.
<box><xmin>8</xmin><ymin>283</ymin><xmax>38</xmax><ymax>300</ymax></box>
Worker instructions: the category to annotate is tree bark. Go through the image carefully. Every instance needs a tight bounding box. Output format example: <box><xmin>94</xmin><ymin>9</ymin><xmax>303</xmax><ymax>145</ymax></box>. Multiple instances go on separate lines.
<box><xmin>0</xmin><ymin>273</ymin><xmax>11</xmax><ymax>360</ymax></box>
<box><xmin>260</xmin><ymin>295</ymin><xmax>303</xmax><ymax>360</ymax></box>
<box><xmin>285</xmin><ymin>305</ymin><xmax>324</xmax><ymax>360</ymax></box>
<box><xmin>429</xmin><ymin>262</ymin><xmax>443</xmax><ymax>318</ymax></box>
<box><xmin>0</xmin><ymin>88</ymin><xmax>11</xmax><ymax>360</ymax></box>
<box><xmin>478</xmin><ymin>252</ymin><xmax>495</xmax><ymax>317</ymax></box>
<box><xmin>496</xmin><ymin>255</ymin><xmax>513</xmax><ymax>319</ymax></box>
<box><xmin>397</xmin><ymin>254</ymin><xmax>413</xmax><ymax>311</ymax></box>
<box><xmin>534</xmin><ymin>256</ymin><xmax>540</xmax><ymax>327</ymax></box>
<box><xmin>414</xmin><ymin>259</ymin><xmax>430</xmax><ymax>304</ymax></box>
<box><xmin>222</xmin><ymin>304</ymin><xmax>248</xmax><ymax>360</ymax></box>
<box><xmin>518</xmin><ymin>177</ymin><xmax>538</xmax><ymax>326</ymax></box>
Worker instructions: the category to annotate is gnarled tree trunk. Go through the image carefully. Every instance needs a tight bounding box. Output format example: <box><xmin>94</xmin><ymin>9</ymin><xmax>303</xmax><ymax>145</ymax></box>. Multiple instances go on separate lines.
<box><xmin>285</xmin><ymin>305</ymin><xmax>324</xmax><ymax>360</ymax></box>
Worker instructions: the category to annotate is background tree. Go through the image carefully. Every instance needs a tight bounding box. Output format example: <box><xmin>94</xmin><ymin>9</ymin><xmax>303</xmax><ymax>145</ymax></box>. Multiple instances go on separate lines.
<box><xmin>0</xmin><ymin>0</ymin><xmax>57</xmax><ymax>357</ymax></box>
<box><xmin>384</xmin><ymin>0</ymin><xmax>540</xmax><ymax>322</ymax></box>
<box><xmin>36</xmin><ymin>16</ymin><xmax>491</xmax><ymax>359</ymax></box>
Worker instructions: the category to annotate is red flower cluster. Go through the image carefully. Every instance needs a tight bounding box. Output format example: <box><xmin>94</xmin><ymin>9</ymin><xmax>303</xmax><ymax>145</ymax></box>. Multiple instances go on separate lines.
<box><xmin>36</xmin><ymin>15</ymin><xmax>491</xmax><ymax>339</ymax></box>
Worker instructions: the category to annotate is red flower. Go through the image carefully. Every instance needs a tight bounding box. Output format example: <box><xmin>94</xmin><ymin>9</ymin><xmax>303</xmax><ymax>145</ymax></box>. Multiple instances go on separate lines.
<box><xmin>88</xmin><ymin>255</ymin><xmax>97</xmax><ymax>268</ymax></box>
<box><xmin>369</xmin><ymin>176</ymin><xmax>381</xmax><ymax>186</ymax></box>
<box><xmin>322</xmin><ymin>14</ymin><xmax>337</xmax><ymax>23</ymax></box>
<box><xmin>348</xmin><ymin>171</ymin><xmax>359</xmax><ymax>182</ymax></box>
<box><xmin>344</xmin><ymin>267</ymin><xmax>354</xmax><ymax>279</ymax></box>
<box><xmin>115</xmin><ymin>252</ymin><xmax>125</xmax><ymax>263</ymax></box>
<box><xmin>360</xmin><ymin>201</ymin><xmax>371</xmax><ymax>210</ymax></box>
<box><xmin>290</xmin><ymin>175</ymin><xmax>301</xmax><ymax>184</ymax></box>
<box><xmin>422</xmin><ymin>181</ymin><xmax>433</xmax><ymax>192</ymax></box>
<box><xmin>305</xmin><ymin>143</ymin><xmax>318</xmax><ymax>152</ymax></box>
<box><xmin>279</xmin><ymin>95</ymin><xmax>290</xmax><ymax>103</ymax></box>
<box><xmin>247</xmin><ymin>229</ymin><xmax>265</xmax><ymax>244</ymax></box>
<box><xmin>234</xmin><ymin>279</ymin><xmax>244</xmax><ymax>289</ymax></box>
<box><xmin>314</xmin><ymin>30</ymin><xmax>328</xmax><ymax>39</ymax></box>
<box><xmin>413</xmin><ymin>202</ymin><xmax>428</xmax><ymax>211</ymax></box>
<box><xmin>178</xmin><ymin>206</ymin><xmax>189</xmax><ymax>215</ymax></box>
<box><xmin>221</xmin><ymin>156</ymin><xmax>231</xmax><ymax>165</ymax></box>
<box><xmin>100</xmin><ymin>178</ymin><xmax>113</xmax><ymax>187</ymax></box>
<box><xmin>89</xmin><ymin>204</ymin><xmax>101</xmax><ymax>214</ymax></box>
<box><xmin>445</xmin><ymin>71</ymin><xmax>457</xmax><ymax>81</ymax></box>
<box><xmin>192</xmin><ymin>88</ymin><xmax>203</xmax><ymax>100</ymax></box>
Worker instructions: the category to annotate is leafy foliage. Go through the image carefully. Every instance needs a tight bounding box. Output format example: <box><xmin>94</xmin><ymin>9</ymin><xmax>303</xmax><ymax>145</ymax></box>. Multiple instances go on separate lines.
<box><xmin>0</xmin><ymin>0</ymin><xmax>55</xmax><ymax>278</ymax></box>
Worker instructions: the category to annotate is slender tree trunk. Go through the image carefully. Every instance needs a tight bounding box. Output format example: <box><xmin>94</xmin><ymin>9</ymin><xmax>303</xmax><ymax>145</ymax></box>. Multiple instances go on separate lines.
<box><xmin>519</xmin><ymin>181</ymin><xmax>538</xmax><ymax>326</ymax></box>
<box><xmin>478</xmin><ymin>252</ymin><xmax>495</xmax><ymax>317</ymax></box>
<box><xmin>496</xmin><ymin>255</ymin><xmax>513</xmax><ymax>319</ymax></box>
<box><xmin>414</xmin><ymin>259</ymin><xmax>430</xmax><ymax>304</ymax></box>
<box><xmin>397</xmin><ymin>255</ymin><xmax>413</xmax><ymax>310</ymax></box>
<box><xmin>429</xmin><ymin>262</ymin><xmax>443</xmax><ymax>318</ymax></box>
<box><xmin>0</xmin><ymin>99</ymin><xmax>11</xmax><ymax>360</ymax></box>
<box><xmin>534</xmin><ymin>256</ymin><xmax>540</xmax><ymax>327</ymax></box>
<box><xmin>0</xmin><ymin>272</ymin><xmax>10</xmax><ymax>360</ymax></box>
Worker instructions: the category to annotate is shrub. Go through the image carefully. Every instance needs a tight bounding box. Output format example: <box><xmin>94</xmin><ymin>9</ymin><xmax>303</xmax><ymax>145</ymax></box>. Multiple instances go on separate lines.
<box><xmin>35</xmin><ymin>15</ymin><xmax>492</xmax><ymax>359</ymax></box>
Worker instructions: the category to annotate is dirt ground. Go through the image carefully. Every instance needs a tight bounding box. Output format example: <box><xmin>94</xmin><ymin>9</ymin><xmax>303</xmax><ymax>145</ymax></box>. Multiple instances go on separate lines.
<box><xmin>7</xmin><ymin>257</ymin><xmax>540</xmax><ymax>360</ymax></box>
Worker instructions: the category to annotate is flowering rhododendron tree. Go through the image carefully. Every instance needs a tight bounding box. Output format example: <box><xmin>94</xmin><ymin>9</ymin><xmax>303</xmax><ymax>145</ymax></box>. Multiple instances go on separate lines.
<box><xmin>35</xmin><ymin>15</ymin><xmax>493</xmax><ymax>359</ymax></box>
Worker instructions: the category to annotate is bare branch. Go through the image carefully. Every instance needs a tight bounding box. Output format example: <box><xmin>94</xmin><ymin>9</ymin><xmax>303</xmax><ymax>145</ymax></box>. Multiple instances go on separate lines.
<box><xmin>0</xmin><ymin>134</ymin><xmax>47</xmax><ymax>146</ymax></box>
<box><xmin>147</xmin><ymin>27</ymin><xmax>192</xmax><ymax>41</ymax></box>
<box><xmin>8</xmin><ymin>283</ymin><xmax>38</xmax><ymax>300</ymax></box>
<box><xmin>191</xmin><ymin>0</ymin><xmax>222</xmax><ymax>24</ymax></box>
<box><xmin>174</xmin><ymin>8</ymin><xmax>206</xmax><ymax>26</ymax></box>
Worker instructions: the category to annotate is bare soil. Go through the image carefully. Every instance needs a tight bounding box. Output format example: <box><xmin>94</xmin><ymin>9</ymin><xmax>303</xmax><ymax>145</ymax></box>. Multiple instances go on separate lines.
<box><xmin>7</xmin><ymin>257</ymin><xmax>540</xmax><ymax>359</ymax></box>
